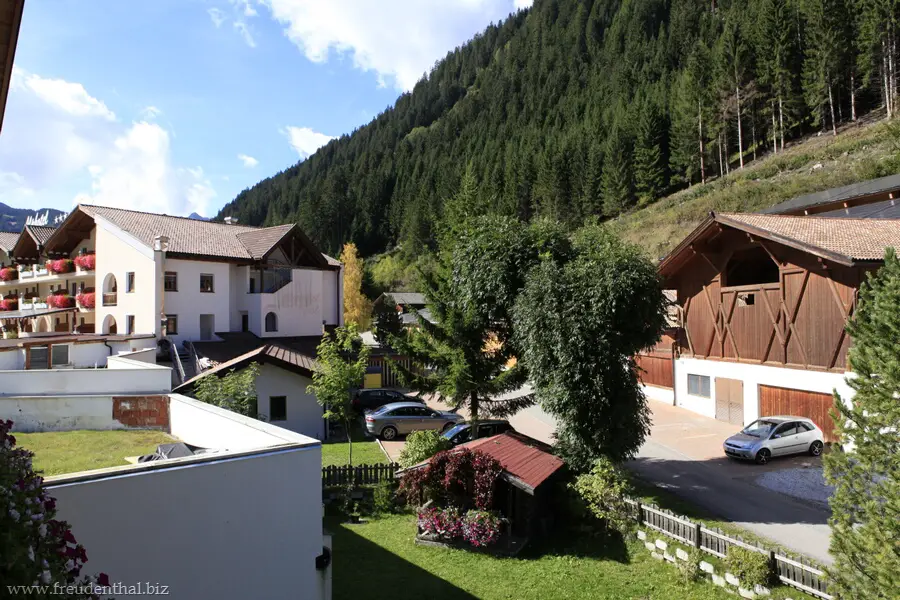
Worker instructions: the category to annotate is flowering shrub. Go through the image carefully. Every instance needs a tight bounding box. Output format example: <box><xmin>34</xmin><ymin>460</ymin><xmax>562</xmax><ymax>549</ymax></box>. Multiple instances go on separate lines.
<box><xmin>417</xmin><ymin>506</ymin><xmax>464</xmax><ymax>540</ymax></box>
<box><xmin>1</xmin><ymin>420</ymin><xmax>108</xmax><ymax>596</ymax></box>
<box><xmin>0</xmin><ymin>266</ymin><xmax>18</xmax><ymax>281</ymax></box>
<box><xmin>73</xmin><ymin>255</ymin><xmax>95</xmax><ymax>271</ymax></box>
<box><xmin>0</xmin><ymin>297</ymin><xmax>18</xmax><ymax>311</ymax></box>
<box><xmin>47</xmin><ymin>291</ymin><xmax>75</xmax><ymax>309</ymax></box>
<box><xmin>47</xmin><ymin>259</ymin><xmax>75</xmax><ymax>275</ymax></box>
<box><xmin>462</xmin><ymin>510</ymin><xmax>502</xmax><ymax>547</ymax></box>
<box><xmin>75</xmin><ymin>292</ymin><xmax>95</xmax><ymax>309</ymax></box>
<box><xmin>399</xmin><ymin>448</ymin><xmax>503</xmax><ymax>510</ymax></box>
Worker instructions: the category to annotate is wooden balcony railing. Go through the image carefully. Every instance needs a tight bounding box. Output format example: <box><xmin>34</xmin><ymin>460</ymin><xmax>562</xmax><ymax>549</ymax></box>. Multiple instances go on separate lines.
<box><xmin>102</xmin><ymin>292</ymin><xmax>117</xmax><ymax>307</ymax></box>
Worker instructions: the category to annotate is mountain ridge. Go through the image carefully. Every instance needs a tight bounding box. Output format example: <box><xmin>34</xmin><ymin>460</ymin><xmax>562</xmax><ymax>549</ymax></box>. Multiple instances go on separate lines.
<box><xmin>0</xmin><ymin>203</ymin><xmax>67</xmax><ymax>233</ymax></box>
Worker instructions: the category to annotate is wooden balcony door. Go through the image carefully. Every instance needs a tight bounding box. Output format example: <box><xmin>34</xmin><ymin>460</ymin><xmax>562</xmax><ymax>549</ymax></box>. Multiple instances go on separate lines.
<box><xmin>715</xmin><ymin>377</ymin><xmax>744</xmax><ymax>425</ymax></box>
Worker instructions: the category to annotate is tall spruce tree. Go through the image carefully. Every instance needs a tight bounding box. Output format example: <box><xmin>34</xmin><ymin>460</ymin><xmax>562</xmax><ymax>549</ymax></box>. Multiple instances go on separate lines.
<box><xmin>633</xmin><ymin>100</ymin><xmax>668</xmax><ymax>203</ymax></box>
<box><xmin>825</xmin><ymin>249</ymin><xmax>900</xmax><ymax>599</ymax></box>
<box><xmin>601</xmin><ymin>125</ymin><xmax>634</xmax><ymax>216</ymax></box>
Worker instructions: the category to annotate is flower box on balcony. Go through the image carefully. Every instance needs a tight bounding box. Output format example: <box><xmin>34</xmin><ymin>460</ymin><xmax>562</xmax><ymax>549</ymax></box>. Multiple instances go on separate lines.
<box><xmin>0</xmin><ymin>297</ymin><xmax>18</xmax><ymax>311</ymax></box>
<box><xmin>47</xmin><ymin>259</ymin><xmax>75</xmax><ymax>274</ymax></box>
<box><xmin>76</xmin><ymin>291</ymin><xmax>96</xmax><ymax>309</ymax></box>
<box><xmin>74</xmin><ymin>254</ymin><xmax>96</xmax><ymax>271</ymax></box>
<box><xmin>0</xmin><ymin>267</ymin><xmax>18</xmax><ymax>282</ymax></box>
<box><xmin>47</xmin><ymin>292</ymin><xmax>75</xmax><ymax>309</ymax></box>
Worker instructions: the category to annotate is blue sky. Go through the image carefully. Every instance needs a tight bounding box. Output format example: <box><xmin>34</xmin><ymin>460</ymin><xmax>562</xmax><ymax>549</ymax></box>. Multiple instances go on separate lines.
<box><xmin>0</xmin><ymin>0</ymin><xmax>531</xmax><ymax>218</ymax></box>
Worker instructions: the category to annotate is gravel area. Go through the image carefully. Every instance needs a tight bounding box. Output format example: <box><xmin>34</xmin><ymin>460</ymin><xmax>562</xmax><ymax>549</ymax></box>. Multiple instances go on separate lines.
<box><xmin>754</xmin><ymin>467</ymin><xmax>834</xmax><ymax>507</ymax></box>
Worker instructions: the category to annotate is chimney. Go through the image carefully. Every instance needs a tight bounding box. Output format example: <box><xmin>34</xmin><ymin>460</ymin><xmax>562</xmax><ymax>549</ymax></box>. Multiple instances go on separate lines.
<box><xmin>153</xmin><ymin>235</ymin><xmax>170</xmax><ymax>252</ymax></box>
<box><xmin>224</xmin><ymin>216</ymin><xmax>239</xmax><ymax>225</ymax></box>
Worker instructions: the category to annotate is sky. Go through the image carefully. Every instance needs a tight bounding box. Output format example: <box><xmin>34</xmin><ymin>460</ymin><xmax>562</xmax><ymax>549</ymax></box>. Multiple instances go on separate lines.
<box><xmin>0</xmin><ymin>0</ymin><xmax>533</xmax><ymax>219</ymax></box>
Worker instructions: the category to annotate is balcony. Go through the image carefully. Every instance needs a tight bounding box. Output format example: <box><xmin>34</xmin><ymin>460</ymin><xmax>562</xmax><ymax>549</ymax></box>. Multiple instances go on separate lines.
<box><xmin>76</xmin><ymin>291</ymin><xmax>96</xmax><ymax>310</ymax></box>
<box><xmin>102</xmin><ymin>292</ymin><xmax>117</xmax><ymax>307</ymax></box>
<box><xmin>0</xmin><ymin>266</ymin><xmax>18</xmax><ymax>284</ymax></box>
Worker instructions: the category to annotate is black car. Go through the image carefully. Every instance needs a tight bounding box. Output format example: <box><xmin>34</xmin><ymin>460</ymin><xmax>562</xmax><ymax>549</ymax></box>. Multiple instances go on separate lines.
<box><xmin>351</xmin><ymin>388</ymin><xmax>423</xmax><ymax>412</ymax></box>
<box><xmin>441</xmin><ymin>420</ymin><xmax>513</xmax><ymax>446</ymax></box>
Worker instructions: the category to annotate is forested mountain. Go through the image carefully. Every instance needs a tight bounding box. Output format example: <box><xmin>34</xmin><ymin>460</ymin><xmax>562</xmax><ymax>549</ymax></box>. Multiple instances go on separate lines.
<box><xmin>0</xmin><ymin>203</ymin><xmax>67</xmax><ymax>233</ymax></box>
<box><xmin>218</xmin><ymin>0</ymin><xmax>899</xmax><ymax>257</ymax></box>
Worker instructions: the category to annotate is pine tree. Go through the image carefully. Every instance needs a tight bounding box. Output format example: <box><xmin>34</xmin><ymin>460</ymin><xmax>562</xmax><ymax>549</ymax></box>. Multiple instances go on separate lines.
<box><xmin>825</xmin><ymin>248</ymin><xmax>900</xmax><ymax>599</ymax></box>
<box><xmin>802</xmin><ymin>0</ymin><xmax>844</xmax><ymax>135</ymax></box>
<box><xmin>601</xmin><ymin>126</ymin><xmax>634</xmax><ymax>216</ymax></box>
<box><xmin>581</xmin><ymin>140</ymin><xmax>605</xmax><ymax>217</ymax></box>
<box><xmin>340</xmin><ymin>242</ymin><xmax>372</xmax><ymax>330</ymax></box>
<box><xmin>633</xmin><ymin>101</ymin><xmax>668</xmax><ymax>204</ymax></box>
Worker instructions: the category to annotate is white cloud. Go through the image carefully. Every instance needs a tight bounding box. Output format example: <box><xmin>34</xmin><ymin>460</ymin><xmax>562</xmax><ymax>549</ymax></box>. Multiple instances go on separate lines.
<box><xmin>259</xmin><ymin>0</ymin><xmax>527</xmax><ymax>90</ymax></box>
<box><xmin>238</xmin><ymin>153</ymin><xmax>259</xmax><ymax>167</ymax></box>
<box><xmin>14</xmin><ymin>67</ymin><xmax>115</xmax><ymax>121</ymax></box>
<box><xmin>283</xmin><ymin>126</ymin><xmax>333</xmax><ymax>159</ymax></box>
<box><xmin>231</xmin><ymin>0</ymin><xmax>258</xmax><ymax>17</ymax></box>
<box><xmin>513</xmin><ymin>0</ymin><xmax>533</xmax><ymax>9</ymax></box>
<box><xmin>233</xmin><ymin>20</ymin><xmax>256</xmax><ymax>47</ymax></box>
<box><xmin>140</xmin><ymin>105</ymin><xmax>162</xmax><ymax>119</ymax></box>
<box><xmin>208</xmin><ymin>7</ymin><xmax>226</xmax><ymax>27</ymax></box>
<box><xmin>0</xmin><ymin>70</ymin><xmax>216</xmax><ymax>217</ymax></box>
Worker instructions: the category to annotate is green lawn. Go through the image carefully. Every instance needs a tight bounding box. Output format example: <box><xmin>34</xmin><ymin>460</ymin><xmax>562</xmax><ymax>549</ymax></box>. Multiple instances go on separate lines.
<box><xmin>17</xmin><ymin>430</ymin><xmax>173</xmax><ymax>476</ymax></box>
<box><xmin>321</xmin><ymin>421</ymin><xmax>389</xmax><ymax>467</ymax></box>
<box><xmin>329</xmin><ymin>513</ymin><xmax>732</xmax><ymax>600</ymax></box>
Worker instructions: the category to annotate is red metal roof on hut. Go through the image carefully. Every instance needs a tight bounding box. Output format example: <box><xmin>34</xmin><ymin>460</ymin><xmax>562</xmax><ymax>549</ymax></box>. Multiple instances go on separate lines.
<box><xmin>459</xmin><ymin>432</ymin><xmax>565</xmax><ymax>492</ymax></box>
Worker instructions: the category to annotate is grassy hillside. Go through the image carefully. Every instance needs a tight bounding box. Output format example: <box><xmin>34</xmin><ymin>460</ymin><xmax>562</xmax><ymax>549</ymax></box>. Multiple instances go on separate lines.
<box><xmin>617</xmin><ymin>120</ymin><xmax>900</xmax><ymax>260</ymax></box>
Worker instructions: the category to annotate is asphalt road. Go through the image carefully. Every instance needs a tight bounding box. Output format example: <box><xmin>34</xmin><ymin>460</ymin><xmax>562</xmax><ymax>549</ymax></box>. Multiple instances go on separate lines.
<box><xmin>630</xmin><ymin>436</ymin><xmax>834</xmax><ymax>564</ymax></box>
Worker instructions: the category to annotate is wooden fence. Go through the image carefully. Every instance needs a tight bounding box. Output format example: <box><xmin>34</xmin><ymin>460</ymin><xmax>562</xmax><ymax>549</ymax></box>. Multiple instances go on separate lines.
<box><xmin>322</xmin><ymin>463</ymin><xmax>399</xmax><ymax>487</ymax></box>
<box><xmin>626</xmin><ymin>499</ymin><xmax>831</xmax><ymax>599</ymax></box>
<box><xmin>635</xmin><ymin>353</ymin><xmax>674</xmax><ymax>389</ymax></box>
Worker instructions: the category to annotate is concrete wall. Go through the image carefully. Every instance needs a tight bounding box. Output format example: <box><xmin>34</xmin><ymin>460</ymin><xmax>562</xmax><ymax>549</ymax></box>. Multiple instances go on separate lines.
<box><xmin>257</xmin><ymin>268</ymin><xmax>331</xmax><ymax>338</ymax></box>
<box><xmin>0</xmin><ymin>357</ymin><xmax>171</xmax><ymax>398</ymax></box>
<box><xmin>2</xmin><ymin>396</ymin><xmax>122</xmax><ymax>432</ymax></box>
<box><xmin>48</xmin><ymin>424</ymin><xmax>324</xmax><ymax>599</ymax></box>
<box><xmin>95</xmin><ymin>219</ymin><xmax>157</xmax><ymax>336</ymax></box>
<box><xmin>255</xmin><ymin>363</ymin><xmax>324</xmax><ymax>440</ymax></box>
<box><xmin>71</xmin><ymin>340</ymin><xmax>110</xmax><ymax>367</ymax></box>
<box><xmin>642</xmin><ymin>384</ymin><xmax>674</xmax><ymax>405</ymax></box>
<box><xmin>163</xmin><ymin>258</ymin><xmax>232</xmax><ymax>345</ymax></box>
<box><xmin>0</xmin><ymin>348</ymin><xmax>21</xmax><ymax>369</ymax></box>
<box><xmin>673</xmin><ymin>357</ymin><xmax>854</xmax><ymax>424</ymax></box>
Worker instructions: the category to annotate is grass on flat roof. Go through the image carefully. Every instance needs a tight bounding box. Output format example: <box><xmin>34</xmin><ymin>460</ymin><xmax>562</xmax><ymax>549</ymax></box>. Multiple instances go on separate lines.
<box><xmin>16</xmin><ymin>429</ymin><xmax>174</xmax><ymax>476</ymax></box>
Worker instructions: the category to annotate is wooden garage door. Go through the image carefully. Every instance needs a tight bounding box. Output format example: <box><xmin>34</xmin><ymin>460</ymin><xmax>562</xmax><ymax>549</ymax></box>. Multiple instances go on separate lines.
<box><xmin>715</xmin><ymin>378</ymin><xmax>744</xmax><ymax>425</ymax></box>
<box><xmin>759</xmin><ymin>385</ymin><xmax>837</xmax><ymax>442</ymax></box>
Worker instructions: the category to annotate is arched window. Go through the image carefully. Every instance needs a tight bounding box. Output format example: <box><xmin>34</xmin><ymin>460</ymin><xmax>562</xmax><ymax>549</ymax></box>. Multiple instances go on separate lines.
<box><xmin>102</xmin><ymin>315</ymin><xmax>117</xmax><ymax>335</ymax></box>
<box><xmin>265</xmin><ymin>312</ymin><xmax>278</xmax><ymax>332</ymax></box>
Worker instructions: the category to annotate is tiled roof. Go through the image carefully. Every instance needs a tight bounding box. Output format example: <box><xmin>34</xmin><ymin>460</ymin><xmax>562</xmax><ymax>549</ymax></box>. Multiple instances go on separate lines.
<box><xmin>718</xmin><ymin>213</ymin><xmax>900</xmax><ymax>262</ymax></box>
<box><xmin>27</xmin><ymin>225</ymin><xmax>57</xmax><ymax>245</ymax></box>
<box><xmin>175</xmin><ymin>342</ymin><xmax>319</xmax><ymax>391</ymax></box>
<box><xmin>236</xmin><ymin>224</ymin><xmax>295</xmax><ymax>260</ymax></box>
<box><xmin>456</xmin><ymin>432</ymin><xmax>565</xmax><ymax>492</ymax></box>
<box><xmin>0</xmin><ymin>231</ymin><xmax>19</xmax><ymax>251</ymax></box>
<box><xmin>76</xmin><ymin>205</ymin><xmax>335</xmax><ymax>266</ymax></box>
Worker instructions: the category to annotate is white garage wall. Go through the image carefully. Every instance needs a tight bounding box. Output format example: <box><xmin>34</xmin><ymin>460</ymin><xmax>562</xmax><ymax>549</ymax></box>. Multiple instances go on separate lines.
<box><xmin>255</xmin><ymin>363</ymin><xmax>324</xmax><ymax>440</ymax></box>
<box><xmin>50</xmin><ymin>445</ymin><xmax>324</xmax><ymax>600</ymax></box>
<box><xmin>674</xmin><ymin>357</ymin><xmax>854</xmax><ymax>424</ymax></box>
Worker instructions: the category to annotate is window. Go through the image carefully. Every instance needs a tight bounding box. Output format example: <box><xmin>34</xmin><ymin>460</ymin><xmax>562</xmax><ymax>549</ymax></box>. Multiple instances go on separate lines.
<box><xmin>126</xmin><ymin>315</ymin><xmax>135</xmax><ymax>335</ymax></box>
<box><xmin>723</xmin><ymin>247</ymin><xmax>779</xmax><ymax>287</ymax></box>
<box><xmin>71</xmin><ymin>282</ymin><xmax>77</xmax><ymax>296</ymax></box>
<box><xmin>773</xmin><ymin>423</ymin><xmax>800</xmax><ymax>438</ymax></box>
<box><xmin>798</xmin><ymin>421</ymin><xmax>814</xmax><ymax>432</ymax></box>
<box><xmin>165</xmin><ymin>314</ymin><xmax>178</xmax><ymax>335</ymax></box>
<box><xmin>51</xmin><ymin>345</ymin><xmax>69</xmax><ymax>366</ymax></box>
<box><xmin>737</xmin><ymin>292</ymin><xmax>755</xmax><ymax>307</ymax></box>
<box><xmin>200</xmin><ymin>273</ymin><xmax>214</xmax><ymax>293</ymax></box>
<box><xmin>265</xmin><ymin>312</ymin><xmax>278</xmax><ymax>332</ymax></box>
<box><xmin>28</xmin><ymin>346</ymin><xmax>49</xmax><ymax>370</ymax></box>
<box><xmin>164</xmin><ymin>271</ymin><xmax>178</xmax><ymax>292</ymax></box>
<box><xmin>269</xmin><ymin>396</ymin><xmax>287</xmax><ymax>421</ymax></box>
<box><xmin>126</xmin><ymin>272</ymin><xmax>135</xmax><ymax>293</ymax></box>
<box><xmin>687</xmin><ymin>374</ymin><xmax>711</xmax><ymax>398</ymax></box>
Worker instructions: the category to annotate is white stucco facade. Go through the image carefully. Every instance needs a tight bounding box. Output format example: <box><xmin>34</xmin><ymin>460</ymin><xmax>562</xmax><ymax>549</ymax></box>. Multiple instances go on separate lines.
<box><xmin>163</xmin><ymin>258</ymin><xmax>232</xmax><ymax>345</ymax></box>
<box><xmin>672</xmin><ymin>356</ymin><xmax>854</xmax><ymax>424</ymax></box>
<box><xmin>95</xmin><ymin>218</ymin><xmax>158</xmax><ymax>336</ymax></box>
<box><xmin>44</xmin><ymin>394</ymin><xmax>327</xmax><ymax>600</ymax></box>
<box><xmin>254</xmin><ymin>363</ymin><xmax>324</xmax><ymax>440</ymax></box>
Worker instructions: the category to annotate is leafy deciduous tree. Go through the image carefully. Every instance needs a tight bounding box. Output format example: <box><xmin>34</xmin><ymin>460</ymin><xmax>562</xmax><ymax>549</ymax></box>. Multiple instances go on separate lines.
<box><xmin>193</xmin><ymin>362</ymin><xmax>261</xmax><ymax>418</ymax></box>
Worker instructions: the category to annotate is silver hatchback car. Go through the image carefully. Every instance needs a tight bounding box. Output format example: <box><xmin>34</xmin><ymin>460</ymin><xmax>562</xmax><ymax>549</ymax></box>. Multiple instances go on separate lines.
<box><xmin>364</xmin><ymin>402</ymin><xmax>464</xmax><ymax>440</ymax></box>
<box><xmin>723</xmin><ymin>416</ymin><xmax>825</xmax><ymax>465</ymax></box>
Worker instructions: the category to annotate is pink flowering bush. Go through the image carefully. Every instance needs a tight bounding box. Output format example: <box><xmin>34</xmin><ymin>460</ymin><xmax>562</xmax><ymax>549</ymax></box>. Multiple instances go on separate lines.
<box><xmin>73</xmin><ymin>255</ymin><xmax>95</xmax><ymax>271</ymax></box>
<box><xmin>417</xmin><ymin>506</ymin><xmax>464</xmax><ymax>540</ymax></box>
<box><xmin>462</xmin><ymin>510</ymin><xmax>502</xmax><ymax>547</ymax></box>
<box><xmin>0</xmin><ymin>420</ymin><xmax>109</xmax><ymax>597</ymax></box>
<box><xmin>0</xmin><ymin>297</ymin><xmax>18</xmax><ymax>311</ymax></box>
<box><xmin>0</xmin><ymin>266</ymin><xmax>18</xmax><ymax>281</ymax></box>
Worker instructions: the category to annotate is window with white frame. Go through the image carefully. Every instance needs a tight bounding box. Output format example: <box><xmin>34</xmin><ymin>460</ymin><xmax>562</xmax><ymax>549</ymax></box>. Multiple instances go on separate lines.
<box><xmin>687</xmin><ymin>374</ymin><xmax>711</xmax><ymax>398</ymax></box>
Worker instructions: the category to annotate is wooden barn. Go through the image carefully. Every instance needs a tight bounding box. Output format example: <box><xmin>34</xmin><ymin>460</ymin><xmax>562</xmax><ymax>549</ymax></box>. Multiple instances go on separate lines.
<box><xmin>643</xmin><ymin>208</ymin><xmax>900</xmax><ymax>441</ymax></box>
